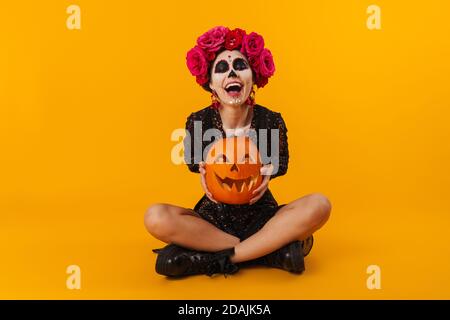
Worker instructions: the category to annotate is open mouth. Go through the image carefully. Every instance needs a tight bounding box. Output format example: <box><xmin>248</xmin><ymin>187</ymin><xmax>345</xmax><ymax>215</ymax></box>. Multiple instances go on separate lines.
<box><xmin>224</xmin><ymin>83</ymin><xmax>243</xmax><ymax>95</ymax></box>
<box><xmin>215</xmin><ymin>173</ymin><xmax>258</xmax><ymax>193</ymax></box>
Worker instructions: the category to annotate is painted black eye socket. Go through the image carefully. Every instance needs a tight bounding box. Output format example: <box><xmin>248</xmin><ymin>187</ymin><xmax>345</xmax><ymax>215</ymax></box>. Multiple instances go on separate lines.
<box><xmin>214</xmin><ymin>60</ymin><xmax>229</xmax><ymax>73</ymax></box>
<box><xmin>233</xmin><ymin>58</ymin><xmax>248</xmax><ymax>71</ymax></box>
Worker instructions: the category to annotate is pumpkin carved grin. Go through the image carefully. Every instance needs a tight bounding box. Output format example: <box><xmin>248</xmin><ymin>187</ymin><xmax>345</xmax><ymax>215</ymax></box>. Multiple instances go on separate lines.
<box><xmin>205</xmin><ymin>136</ymin><xmax>263</xmax><ymax>204</ymax></box>
<box><xmin>214</xmin><ymin>173</ymin><xmax>259</xmax><ymax>193</ymax></box>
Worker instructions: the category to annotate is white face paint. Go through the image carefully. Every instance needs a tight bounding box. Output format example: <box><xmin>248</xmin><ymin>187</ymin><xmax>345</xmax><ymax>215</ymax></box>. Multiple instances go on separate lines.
<box><xmin>209</xmin><ymin>50</ymin><xmax>254</xmax><ymax>107</ymax></box>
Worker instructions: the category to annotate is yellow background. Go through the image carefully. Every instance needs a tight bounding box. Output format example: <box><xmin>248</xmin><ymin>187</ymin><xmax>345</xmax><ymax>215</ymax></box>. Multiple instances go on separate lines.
<box><xmin>1</xmin><ymin>0</ymin><xmax>449</xmax><ymax>299</ymax></box>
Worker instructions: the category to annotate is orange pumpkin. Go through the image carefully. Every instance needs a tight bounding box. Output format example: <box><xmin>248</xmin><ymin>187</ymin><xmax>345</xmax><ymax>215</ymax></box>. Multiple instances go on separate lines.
<box><xmin>205</xmin><ymin>136</ymin><xmax>263</xmax><ymax>204</ymax></box>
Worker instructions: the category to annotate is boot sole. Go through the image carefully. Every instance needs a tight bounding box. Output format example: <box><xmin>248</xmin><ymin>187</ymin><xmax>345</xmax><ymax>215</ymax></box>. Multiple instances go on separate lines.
<box><xmin>302</xmin><ymin>235</ymin><xmax>314</xmax><ymax>257</ymax></box>
<box><xmin>289</xmin><ymin>241</ymin><xmax>305</xmax><ymax>274</ymax></box>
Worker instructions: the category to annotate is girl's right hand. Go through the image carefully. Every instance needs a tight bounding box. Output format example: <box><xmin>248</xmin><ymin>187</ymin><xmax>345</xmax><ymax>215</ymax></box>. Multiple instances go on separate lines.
<box><xmin>199</xmin><ymin>161</ymin><xmax>218</xmax><ymax>203</ymax></box>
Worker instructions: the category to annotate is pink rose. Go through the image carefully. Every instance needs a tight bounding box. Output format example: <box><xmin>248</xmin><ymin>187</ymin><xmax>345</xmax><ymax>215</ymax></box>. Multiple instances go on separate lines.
<box><xmin>258</xmin><ymin>48</ymin><xmax>275</xmax><ymax>78</ymax></box>
<box><xmin>186</xmin><ymin>46</ymin><xmax>208</xmax><ymax>77</ymax></box>
<box><xmin>197</xmin><ymin>26</ymin><xmax>230</xmax><ymax>54</ymax></box>
<box><xmin>240</xmin><ymin>32</ymin><xmax>265</xmax><ymax>57</ymax></box>
<box><xmin>225</xmin><ymin>28</ymin><xmax>246</xmax><ymax>50</ymax></box>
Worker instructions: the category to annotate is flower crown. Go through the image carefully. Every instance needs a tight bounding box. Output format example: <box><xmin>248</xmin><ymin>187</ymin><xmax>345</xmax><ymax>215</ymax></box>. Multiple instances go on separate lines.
<box><xmin>186</xmin><ymin>26</ymin><xmax>275</xmax><ymax>89</ymax></box>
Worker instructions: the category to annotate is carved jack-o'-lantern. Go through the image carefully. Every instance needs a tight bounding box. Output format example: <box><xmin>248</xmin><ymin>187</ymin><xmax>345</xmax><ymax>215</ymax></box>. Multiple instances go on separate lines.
<box><xmin>205</xmin><ymin>136</ymin><xmax>263</xmax><ymax>204</ymax></box>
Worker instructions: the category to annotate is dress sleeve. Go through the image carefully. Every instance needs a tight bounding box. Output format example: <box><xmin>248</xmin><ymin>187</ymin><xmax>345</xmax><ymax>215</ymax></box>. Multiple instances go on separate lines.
<box><xmin>270</xmin><ymin>112</ymin><xmax>289</xmax><ymax>179</ymax></box>
<box><xmin>184</xmin><ymin>112</ymin><xmax>200</xmax><ymax>173</ymax></box>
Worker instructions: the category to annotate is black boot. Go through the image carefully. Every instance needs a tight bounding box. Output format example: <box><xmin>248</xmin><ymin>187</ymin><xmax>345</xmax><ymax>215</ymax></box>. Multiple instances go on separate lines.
<box><xmin>238</xmin><ymin>235</ymin><xmax>314</xmax><ymax>274</ymax></box>
<box><xmin>301</xmin><ymin>235</ymin><xmax>314</xmax><ymax>257</ymax></box>
<box><xmin>261</xmin><ymin>240</ymin><xmax>305</xmax><ymax>274</ymax></box>
<box><xmin>152</xmin><ymin>244</ymin><xmax>239</xmax><ymax>278</ymax></box>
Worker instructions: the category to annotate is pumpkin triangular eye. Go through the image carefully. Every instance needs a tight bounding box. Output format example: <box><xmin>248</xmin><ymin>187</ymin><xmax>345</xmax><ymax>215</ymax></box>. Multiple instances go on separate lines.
<box><xmin>214</xmin><ymin>154</ymin><xmax>229</xmax><ymax>163</ymax></box>
<box><xmin>240</xmin><ymin>153</ymin><xmax>255</xmax><ymax>164</ymax></box>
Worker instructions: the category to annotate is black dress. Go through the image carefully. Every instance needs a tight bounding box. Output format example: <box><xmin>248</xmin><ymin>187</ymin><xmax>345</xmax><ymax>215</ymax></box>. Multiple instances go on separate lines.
<box><xmin>184</xmin><ymin>104</ymin><xmax>289</xmax><ymax>242</ymax></box>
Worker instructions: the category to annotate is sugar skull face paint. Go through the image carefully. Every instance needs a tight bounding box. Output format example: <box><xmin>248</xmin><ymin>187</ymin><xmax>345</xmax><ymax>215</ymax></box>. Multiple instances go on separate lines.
<box><xmin>209</xmin><ymin>50</ymin><xmax>254</xmax><ymax>107</ymax></box>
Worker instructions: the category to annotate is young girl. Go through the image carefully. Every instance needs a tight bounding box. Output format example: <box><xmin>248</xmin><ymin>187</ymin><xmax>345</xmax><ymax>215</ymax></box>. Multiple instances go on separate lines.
<box><xmin>145</xmin><ymin>26</ymin><xmax>331</xmax><ymax>277</ymax></box>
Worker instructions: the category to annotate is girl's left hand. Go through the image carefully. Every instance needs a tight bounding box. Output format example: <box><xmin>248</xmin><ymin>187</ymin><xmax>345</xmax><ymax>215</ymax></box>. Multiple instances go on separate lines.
<box><xmin>249</xmin><ymin>164</ymin><xmax>274</xmax><ymax>205</ymax></box>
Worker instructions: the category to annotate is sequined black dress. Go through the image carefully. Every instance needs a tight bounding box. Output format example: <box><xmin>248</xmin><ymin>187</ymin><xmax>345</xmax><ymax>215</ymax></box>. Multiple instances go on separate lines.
<box><xmin>184</xmin><ymin>104</ymin><xmax>289</xmax><ymax>242</ymax></box>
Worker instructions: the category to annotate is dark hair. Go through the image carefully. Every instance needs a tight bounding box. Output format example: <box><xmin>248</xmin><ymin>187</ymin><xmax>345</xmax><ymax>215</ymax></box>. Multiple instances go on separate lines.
<box><xmin>201</xmin><ymin>48</ymin><xmax>256</xmax><ymax>93</ymax></box>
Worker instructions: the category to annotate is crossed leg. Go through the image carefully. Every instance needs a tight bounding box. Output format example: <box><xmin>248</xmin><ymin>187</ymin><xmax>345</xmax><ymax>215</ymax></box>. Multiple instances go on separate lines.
<box><xmin>144</xmin><ymin>193</ymin><xmax>331</xmax><ymax>263</ymax></box>
<box><xmin>144</xmin><ymin>203</ymin><xmax>241</xmax><ymax>252</ymax></box>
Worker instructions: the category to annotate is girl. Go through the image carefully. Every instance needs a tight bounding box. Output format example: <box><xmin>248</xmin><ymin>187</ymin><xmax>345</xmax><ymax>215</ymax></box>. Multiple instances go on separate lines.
<box><xmin>145</xmin><ymin>26</ymin><xmax>331</xmax><ymax>277</ymax></box>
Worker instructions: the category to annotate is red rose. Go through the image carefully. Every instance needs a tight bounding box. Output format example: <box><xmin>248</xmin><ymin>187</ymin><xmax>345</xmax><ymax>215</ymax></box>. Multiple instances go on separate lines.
<box><xmin>225</xmin><ymin>28</ymin><xmax>246</xmax><ymax>50</ymax></box>
<box><xmin>205</xmin><ymin>51</ymin><xmax>216</xmax><ymax>62</ymax></box>
<box><xmin>255</xmin><ymin>74</ymin><xmax>269</xmax><ymax>88</ymax></box>
<box><xmin>196</xmin><ymin>73</ymin><xmax>209</xmax><ymax>85</ymax></box>
<box><xmin>247</xmin><ymin>55</ymin><xmax>260</xmax><ymax>70</ymax></box>
<box><xmin>241</xmin><ymin>32</ymin><xmax>265</xmax><ymax>58</ymax></box>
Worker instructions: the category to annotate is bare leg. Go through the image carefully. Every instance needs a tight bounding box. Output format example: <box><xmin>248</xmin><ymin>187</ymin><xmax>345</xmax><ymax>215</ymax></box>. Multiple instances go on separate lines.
<box><xmin>145</xmin><ymin>193</ymin><xmax>331</xmax><ymax>263</ymax></box>
<box><xmin>144</xmin><ymin>203</ymin><xmax>240</xmax><ymax>252</ymax></box>
<box><xmin>230</xmin><ymin>193</ymin><xmax>332</xmax><ymax>263</ymax></box>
